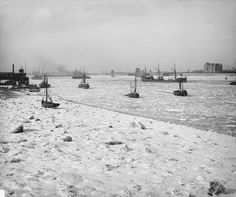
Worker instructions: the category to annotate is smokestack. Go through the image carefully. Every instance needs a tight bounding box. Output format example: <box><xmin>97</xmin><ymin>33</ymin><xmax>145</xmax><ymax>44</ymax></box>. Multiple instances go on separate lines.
<box><xmin>12</xmin><ymin>64</ymin><xmax>14</xmax><ymax>73</ymax></box>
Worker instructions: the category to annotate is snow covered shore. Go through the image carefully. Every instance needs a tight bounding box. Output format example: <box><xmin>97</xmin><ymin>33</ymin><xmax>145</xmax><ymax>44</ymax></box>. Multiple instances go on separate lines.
<box><xmin>0</xmin><ymin>91</ymin><xmax>236</xmax><ymax>196</ymax></box>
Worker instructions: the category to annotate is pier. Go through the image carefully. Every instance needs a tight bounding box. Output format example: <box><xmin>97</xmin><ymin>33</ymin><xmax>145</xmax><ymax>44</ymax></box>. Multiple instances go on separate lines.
<box><xmin>0</xmin><ymin>64</ymin><xmax>29</xmax><ymax>86</ymax></box>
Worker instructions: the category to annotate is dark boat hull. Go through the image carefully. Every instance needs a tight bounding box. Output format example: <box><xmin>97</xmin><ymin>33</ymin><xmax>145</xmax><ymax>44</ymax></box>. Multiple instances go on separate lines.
<box><xmin>41</xmin><ymin>100</ymin><xmax>60</xmax><ymax>108</ymax></box>
<box><xmin>229</xmin><ymin>81</ymin><xmax>236</xmax><ymax>85</ymax></box>
<box><xmin>78</xmin><ymin>83</ymin><xmax>89</xmax><ymax>89</ymax></box>
<box><xmin>72</xmin><ymin>76</ymin><xmax>91</xmax><ymax>79</ymax></box>
<box><xmin>39</xmin><ymin>83</ymin><xmax>51</xmax><ymax>88</ymax></box>
<box><xmin>29</xmin><ymin>89</ymin><xmax>40</xmax><ymax>92</ymax></box>
<box><xmin>29</xmin><ymin>84</ymin><xmax>40</xmax><ymax>92</ymax></box>
<box><xmin>126</xmin><ymin>92</ymin><xmax>139</xmax><ymax>98</ymax></box>
<box><xmin>173</xmin><ymin>90</ymin><xmax>188</xmax><ymax>96</ymax></box>
<box><xmin>141</xmin><ymin>77</ymin><xmax>187</xmax><ymax>83</ymax></box>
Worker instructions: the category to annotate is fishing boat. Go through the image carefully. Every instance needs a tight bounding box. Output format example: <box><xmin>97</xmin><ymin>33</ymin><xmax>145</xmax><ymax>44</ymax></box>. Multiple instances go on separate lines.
<box><xmin>72</xmin><ymin>69</ymin><xmax>91</xmax><ymax>79</ymax></box>
<box><xmin>78</xmin><ymin>72</ymin><xmax>89</xmax><ymax>89</ymax></box>
<box><xmin>29</xmin><ymin>84</ymin><xmax>40</xmax><ymax>92</ymax></box>
<box><xmin>229</xmin><ymin>80</ymin><xmax>236</xmax><ymax>85</ymax></box>
<box><xmin>173</xmin><ymin>80</ymin><xmax>188</xmax><ymax>96</ymax></box>
<box><xmin>39</xmin><ymin>74</ymin><xmax>51</xmax><ymax>88</ymax></box>
<box><xmin>141</xmin><ymin>64</ymin><xmax>187</xmax><ymax>83</ymax></box>
<box><xmin>126</xmin><ymin>75</ymin><xmax>139</xmax><ymax>98</ymax></box>
<box><xmin>41</xmin><ymin>76</ymin><xmax>60</xmax><ymax>108</ymax></box>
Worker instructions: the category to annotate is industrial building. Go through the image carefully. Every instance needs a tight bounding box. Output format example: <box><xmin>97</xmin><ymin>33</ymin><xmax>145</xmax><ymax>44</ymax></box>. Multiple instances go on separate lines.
<box><xmin>204</xmin><ymin>62</ymin><xmax>223</xmax><ymax>73</ymax></box>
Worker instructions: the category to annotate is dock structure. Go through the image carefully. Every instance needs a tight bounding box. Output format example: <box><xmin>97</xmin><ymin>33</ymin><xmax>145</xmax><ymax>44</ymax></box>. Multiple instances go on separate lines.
<box><xmin>0</xmin><ymin>64</ymin><xmax>29</xmax><ymax>86</ymax></box>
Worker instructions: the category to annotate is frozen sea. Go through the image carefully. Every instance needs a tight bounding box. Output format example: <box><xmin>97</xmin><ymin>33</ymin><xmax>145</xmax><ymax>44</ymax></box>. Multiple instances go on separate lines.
<box><xmin>33</xmin><ymin>74</ymin><xmax>236</xmax><ymax>136</ymax></box>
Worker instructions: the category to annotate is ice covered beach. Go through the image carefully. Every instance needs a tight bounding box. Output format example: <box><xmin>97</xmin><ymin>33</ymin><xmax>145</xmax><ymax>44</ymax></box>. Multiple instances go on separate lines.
<box><xmin>0</xmin><ymin>74</ymin><xmax>236</xmax><ymax>196</ymax></box>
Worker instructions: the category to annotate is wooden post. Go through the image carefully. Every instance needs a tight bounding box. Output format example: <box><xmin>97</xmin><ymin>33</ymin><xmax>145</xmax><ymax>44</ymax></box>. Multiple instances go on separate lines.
<box><xmin>174</xmin><ymin>64</ymin><xmax>176</xmax><ymax>80</ymax></box>
<box><xmin>179</xmin><ymin>81</ymin><xmax>182</xmax><ymax>90</ymax></box>
<box><xmin>134</xmin><ymin>75</ymin><xmax>137</xmax><ymax>93</ymax></box>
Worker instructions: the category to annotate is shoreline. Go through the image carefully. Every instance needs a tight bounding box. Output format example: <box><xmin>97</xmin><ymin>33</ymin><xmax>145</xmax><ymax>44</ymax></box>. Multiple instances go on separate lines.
<box><xmin>2</xmin><ymin>89</ymin><xmax>234</xmax><ymax>137</ymax></box>
<box><xmin>56</xmin><ymin>94</ymin><xmax>235</xmax><ymax>137</ymax></box>
<box><xmin>0</xmin><ymin>92</ymin><xmax>236</xmax><ymax>196</ymax></box>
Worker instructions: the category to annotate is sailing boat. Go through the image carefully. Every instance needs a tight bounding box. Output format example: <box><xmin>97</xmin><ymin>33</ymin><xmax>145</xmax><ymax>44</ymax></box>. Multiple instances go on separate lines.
<box><xmin>39</xmin><ymin>74</ymin><xmax>51</xmax><ymax>88</ymax></box>
<box><xmin>41</xmin><ymin>76</ymin><xmax>60</xmax><ymax>108</ymax></box>
<box><xmin>126</xmin><ymin>74</ymin><xmax>139</xmax><ymax>98</ymax></box>
<box><xmin>78</xmin><ymin>72</ymin><xmax>89</xmax><ymax>89</ymax></box>
<box><xmin>173</xmin><ymin>80</ymin><xmax>188</xmax><ymax>96</ymax></box>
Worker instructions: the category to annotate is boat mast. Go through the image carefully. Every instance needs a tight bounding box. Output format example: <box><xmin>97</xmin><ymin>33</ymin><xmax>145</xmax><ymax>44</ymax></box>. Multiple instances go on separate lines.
<box><xmin>45</xmin><ymin>76</ymin><xmax>48</xmax><ymax>102</ymax></box>
<box><xmin>134</xmin><ymin>74</ymin><xmax>137</xmax><ymax>93</ymax></box>
<box><xmin>174</xmin><ymin>64</ymin><xmax>176</xmax><ymax>79</ymax></box>
<box><xmin>25</xmin><ymin>62</ymin><xmax>27</xmax><ymax>73</ymax></box>
<box><xmin>45</xmin><ymin>85</ymin><xmax>48</xmax><ymax>102</ymax></box>
<box><xmin>158</xmin><ymin>64</ymin><xmax>161</xmax><ymax>78</ymax></box>
<box><xmin>179</xmin><ymin>80</ymin><xmax>182</xmax><ymax>90</ymax></box>
<box><xmin>83</xmin><ymin>72</ymin><xmax>86</xmax><ymax>84</ymax></box>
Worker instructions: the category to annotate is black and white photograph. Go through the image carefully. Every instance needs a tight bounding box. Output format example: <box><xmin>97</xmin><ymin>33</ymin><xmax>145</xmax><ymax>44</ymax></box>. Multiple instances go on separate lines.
<box><xmin>0</xmin><ymin>0</ymin><xmax>236</xmax><ymax>196</ymax></box>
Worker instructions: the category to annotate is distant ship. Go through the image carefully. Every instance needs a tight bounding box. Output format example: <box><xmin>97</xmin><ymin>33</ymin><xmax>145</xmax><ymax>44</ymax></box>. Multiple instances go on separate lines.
<box><xmin>229</xmin><ymin>81</ymin><xmax>236</xmax><ymax>85</ymax></box>
<box><xmin>72</xmin><ymin>69</ymin><xmax>91</xmax><ymax>79</ymax></box>
<box><xmin>39</xmin><ymin>74</ymin><xmax>51</xmax><ymax>88</ymax></box>
<box><xmin>141</xmin><ymin>64</ymin><xmax>187</xmax><ymax>83</ymax></box>
<box><xmin>111</xmin><ymin>69</ymin><xmax>115</xmax><ymax>77</ymax></box>
<box><xmin>128</xmin><ymin>72</ymin><xmax>135</xmax><ymax>76</ymax></box>
<box><xmin>31</xmin><ymin>70</ymin><xmax>42</xmax><ymax>80</ymax></box>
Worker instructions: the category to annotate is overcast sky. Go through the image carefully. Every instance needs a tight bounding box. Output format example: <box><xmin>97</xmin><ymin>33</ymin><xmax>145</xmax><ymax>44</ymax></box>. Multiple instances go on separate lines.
<box><xmin>0</xmin><ymin>0</ymin><xmax>235</xmax><ymax>73</ymax></box>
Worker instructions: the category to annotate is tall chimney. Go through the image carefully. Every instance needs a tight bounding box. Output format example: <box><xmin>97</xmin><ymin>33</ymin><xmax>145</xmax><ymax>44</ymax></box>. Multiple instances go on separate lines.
<box><xmin>12</xmin><ymin>64</ymin><xmax>15</xmax><ymax>73</ymax></box>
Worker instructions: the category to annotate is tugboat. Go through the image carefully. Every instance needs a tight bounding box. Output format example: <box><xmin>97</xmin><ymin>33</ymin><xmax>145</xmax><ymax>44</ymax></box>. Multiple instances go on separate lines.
<box><xmin>126</xmin><ymin>74</ymin><xmax>139</xmax><ymax>98</ymax></box>
<box><xmin>173</xmin><ymin>79</ymin><xmax>188</xmax><ymax>96</ymax></box>
<box><xmin>41</xmin><ymin>76</ymin><xmax>60</xmax><ymax>108</ymax></box>
<box><xmin>78</xmin><ymin>72</ymin><xmax>89</xmax><ymax>89</ymax></box>
<box><xmin>39</xmin><ymin>74</ymin><xmax>51</xmax><ymax>88</ymax></box>
<box><xmin>29</xmin><ymin>84</ymin><xmax>40</xmax><ymax>92</ymax></box>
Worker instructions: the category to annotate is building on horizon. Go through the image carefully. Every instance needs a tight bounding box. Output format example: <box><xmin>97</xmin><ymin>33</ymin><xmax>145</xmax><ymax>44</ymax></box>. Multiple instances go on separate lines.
<box><xmin>204</xmin><ymin>62</ymin><xmax>223</xmax><ymax>73</ymax></box>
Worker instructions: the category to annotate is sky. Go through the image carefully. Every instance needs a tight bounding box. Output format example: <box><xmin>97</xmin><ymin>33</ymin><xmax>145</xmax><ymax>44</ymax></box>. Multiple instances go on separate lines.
<box><xmin>0</xmin><ymin>0</ymin><xmax>236</xmax><ymax>73</ymax></box>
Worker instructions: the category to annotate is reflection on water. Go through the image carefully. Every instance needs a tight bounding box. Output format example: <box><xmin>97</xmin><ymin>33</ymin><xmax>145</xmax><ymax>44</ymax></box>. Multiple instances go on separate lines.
<box><xmin>38</xmin><ymin>74</ymin><xmax>236</xmax><ymax>136</ymax></box>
